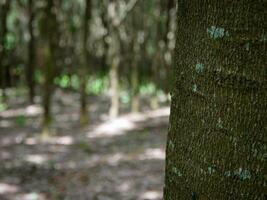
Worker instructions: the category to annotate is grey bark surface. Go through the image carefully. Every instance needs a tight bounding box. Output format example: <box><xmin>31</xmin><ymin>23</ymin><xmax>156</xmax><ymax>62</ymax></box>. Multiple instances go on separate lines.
<box><xmin>164</xmin><ymin>0</ymin><xmax>267</xmax><ymax>199</ymax></box>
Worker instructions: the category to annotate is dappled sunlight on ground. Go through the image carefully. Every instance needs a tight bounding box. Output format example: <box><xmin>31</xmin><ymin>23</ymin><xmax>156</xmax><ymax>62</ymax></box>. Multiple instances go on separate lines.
<box><xmin>87</xmin><ymin>107</ymin><xmax>170</xmax><ymax>138</ymax></box>
<box><xmin>24</xmin><ymin>154</ymin><xmax>49</xmax><ymax>165</ymax></box>
<box><xmin>0</xmin><ymin>90</ymin><xmax>169</xmax><ymax>199</ymax></box>
<box><xmin>0</xmin><ymin>105</ymin><xmax>42</xmax><ymax>119</ymax></box>
<box><xmin>141</xmin><ymin>191</ymin><xmax>163</xmax><ymax>200</ymax></box>
<box><xmin>25</xmin><ymin>136</ymin><xmax>74</xmax><ymax>146</ymax></box>
<box><xmin>0</xmin><ymin>183</ymin><xmax>19</xmax><ymax>194</ymax></box>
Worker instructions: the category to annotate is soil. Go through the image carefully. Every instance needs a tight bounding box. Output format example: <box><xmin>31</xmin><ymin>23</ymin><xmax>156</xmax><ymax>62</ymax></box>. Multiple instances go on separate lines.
<box><xmin>0</xmin><ymin>89</ymin><xmax>169</xmax><ymax>200</ymax></box>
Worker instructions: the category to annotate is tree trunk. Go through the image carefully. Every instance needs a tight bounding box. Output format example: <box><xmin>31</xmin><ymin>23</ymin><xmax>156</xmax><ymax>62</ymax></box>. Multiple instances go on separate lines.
<box><xmin>80</xmin><ymin>0</ymin><xmax>92</xmax><ymax>126</ymax></box>
<box><xmin>150</xmin><ymin>49</ymin><xmax>160</xmax><ymax>110</ymax></box>
<box><xmin>130</xmin><ymin>40</ymin><xmax>140</xmax><ymax>113</ymax></box>
<box><xmin>106</xmin><ymin>1</ymin><xmax>122</xmax><ymax>119</ymax></box>
<box><xmin>0</xmin><ymin>1</ymin><xmax>10</xmax><ymax>103</ymax></box>
<box><xmin>101</xmin><ymin>10</ymin><xmax>109</xmax><ymax>73</ymax></box>
<box><xmin>41</xmin><ymin>0</ymin><xmax>57</xmax><ymax>136</ymax></box>
<box><xmin>164</xmin><ymin>1</ymin><xmax>266</xmax><ymax>199</ymax></box>
<box><xmin>109</xmin><ymin>54</ymin><xmax>120</xmax><ymax>118</ymax></box>
<box><xmin>27</xmin><ymin>0</ymin><xmax>36</xmax><ymax>104</ymax></box>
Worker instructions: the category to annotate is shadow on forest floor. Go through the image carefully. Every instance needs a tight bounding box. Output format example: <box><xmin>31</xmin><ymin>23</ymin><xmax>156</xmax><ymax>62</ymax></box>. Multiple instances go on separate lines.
<box><xmin>0</xmin><ymin>90</ymin><xmax>169</xmax><ymax>200</ymax></box>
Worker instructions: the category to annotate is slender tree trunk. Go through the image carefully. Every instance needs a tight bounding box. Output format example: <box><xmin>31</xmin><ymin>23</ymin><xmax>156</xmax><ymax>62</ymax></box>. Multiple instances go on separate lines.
<box><xmin>150</xmin><ymin>49</ymin><xmax>160</xmax><ymax>110</ymax></box>
<box><xmin>151</xmin><ymin>1</ymin><xmax>167</xmax><ymax>110</ymax></box>
<box><xmin>164</xmin><ymin>0</ymin><xmax>176</xmax><ymax>96</ymax></box>
<box><xmin>164</xmin><ymin>1</ymin><xmax>267</xmax><ymax>199</ymax></box>
<box><xmin>101</xmin><ymin>10</ymin><xmax>109</xmax><ymax>73</ymax></box>
<box><xmin>0</xmin><ymin>1</ymin><xmax>10</xmax><ymax>103</ymax></box>
<box><xmin>27</xmin><ymin>0</ymin><xmax>35</xmax><ymax>104</ymax></box>
<box><xmin>41</xmin><ymin>0</ymin><xmax>57</xmax><ymax>136</ymax></box>
<box><xmin>130</xmin><ymin>41</ymin><xmax>139</xmax><ymax>113</ymax></box>
<box><xmin>109</xmin><ymin>53</ymin><xmax>120</xmax><ymax>118</ymax></box>
<box><xmin>106</xmin><ymin>1</ymin><xmax>122</xmax><ymax>119</ymax></box>
<box><xmin>80</xmin><ymin>0</ymin><xmax>92</xmax><ymax>126</ymax></box>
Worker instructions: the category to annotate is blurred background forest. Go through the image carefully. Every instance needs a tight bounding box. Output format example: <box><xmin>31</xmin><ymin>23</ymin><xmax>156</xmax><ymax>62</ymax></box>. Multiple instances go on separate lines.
<box><xmin>0</xmin><ymin>0</ymin><xmax>176</xmax><ymax>199</ymax></box>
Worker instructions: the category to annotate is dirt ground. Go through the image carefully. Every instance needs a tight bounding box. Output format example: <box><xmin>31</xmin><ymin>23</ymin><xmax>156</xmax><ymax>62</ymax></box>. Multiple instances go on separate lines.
<box><xmin>0</xmin><ymin>90</ymin><xmax>169</xmax><ymax>200</ymax></box>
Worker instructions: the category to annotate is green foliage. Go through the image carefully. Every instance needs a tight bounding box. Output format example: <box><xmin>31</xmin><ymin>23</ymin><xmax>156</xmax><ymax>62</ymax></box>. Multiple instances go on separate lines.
<box><xmin>70</xmin><ymin>74</ymin><xmax>80</xmax><ymax>90</ymax></box>
<box><xmin>16</xmin><ymin>115</ymin><xmax>26</xmax><ymax>127</ymax></box>
<box><xmin>55</xmin><ymin>75</ymin><xmax>70</xmax><ymax>89</ymax></box>
<box><xmin>35</xmin><ymin>70</ymin><xmax>44</xmax><ymax>84</ymax></box>
<box><xmin>0</xmin><ymin>102</ymin><xmax>8</xmax><ymax>112</ymax></box>
<box><xmin>86</xmin><ymin>75</ymin><xmax>108</xmax><ymax>95</ymax></box>
<box><xmin>54</xmin><ymin>74</ymin><xmax>108</xmax><ymax>95</ymax></box>
<box><xmin>47</xmin><ymin>160</ymin><xmax>57</xmax><ymax>170</ymax></box>
<box><xmin>120</xmin><ymin>91</ymin><xmax>130</xmax><ymax>104</ymax></box>
<box><xmin>5</xmin><ymin>33</ymin><xmax>16</xmax><ymax>50</ymax></box>
<box><xmin>140</xmin><ymin>83</ymin><xmax>156</xmax><ymax>95</ymax></box>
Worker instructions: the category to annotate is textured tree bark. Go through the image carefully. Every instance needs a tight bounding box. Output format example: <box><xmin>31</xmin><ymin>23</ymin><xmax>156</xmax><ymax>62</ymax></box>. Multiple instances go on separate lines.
<box><xmin>80</xmin><ymin>0</ymin><xmax>92</xmax><ymax>126</ymax></box>
<box><xmin>27</xmin><ymin>0</ymin><xmax>36</xmax><ymax>104</ymax></box>
<box><xmin>164</xmin><ymin>0</ymin><xmax>266</xmax><ymax>199</ymax></box>
<box><xmin>0</xmin><ymin>1</ymin><xmax>10</xmax><ymax>103</ymax></box>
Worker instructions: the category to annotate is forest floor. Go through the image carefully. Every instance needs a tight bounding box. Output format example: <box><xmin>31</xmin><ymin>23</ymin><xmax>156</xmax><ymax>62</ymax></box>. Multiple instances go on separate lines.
<box><xmin>0</xmin><ymin>89</ymin><xmax>170</xmax><ymax>200</ymax></box>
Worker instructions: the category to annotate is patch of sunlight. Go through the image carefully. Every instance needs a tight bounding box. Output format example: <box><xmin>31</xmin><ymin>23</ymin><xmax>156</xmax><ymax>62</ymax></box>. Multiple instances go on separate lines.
<box><xmin>24</xmin><ymin>154</ymin><xmax>48</xmax><ymax>165</ymax></box>
<box><xmin>56</xmin><ymin>147</ymin><xmax>165</xmax><ymax>170</ymax></box>
<box><xmin>106</xmin><ymin>153</ymin><xmax>125</xmax><ymax>165</ymax></box>
<box><xmin>87</xmin><ymin>107</ymin><xmax>170</xmax><ymax>138</ymax></box>
<box><xmin>0</xmin><ymin>183</ymin><xmax>19</xmax><ymax>194</ymax></box>
<box><xmin>141</xmin><ymin>191</ymin><xmax>162</xmax><ymax>200</ymax></box>
<box><xmin>25</xmin><ymin>137</ymin><xmax>37</xmax><ymax>145</ymax></box>
<box><xmin>118</xmin><ymin>181</ymin><xmax>131</xmax><ymax>192</ymax></box>
<box><xmin>48</xmin><ymin>136</ymin><xmax>74</xmax><ymax>145</ymax></box>
<box><xmin>88</xmin><ymin>118</ymin><xmax>136</xmax><ymax>138</ymax></box>
<box><xmin>19</xmin><ymin>192</ymin><xmax>46</xmax><ymax>200</ymax></box>
<box><xmin>0</xmin><ymin>133</ymin><xmax>26</xmax><ymax>146</ymax></box>
<box><xmin>0</xmin><ymin>105</ymin><xmax>42</xmax><ymax>118</ymax></box>
<box><xmin>139</xmin><ymin>148</ymin><xmax>165</xmax><ymax>160</ymax></box>
<box><xmin>25</xmin><ymin>105</ymin><xmax>42</xmax><ymax>116</ymax></box>
<box><xmin>147</xmin><ymin>107</ymin><xmax>170</xmax><ymax>118</ymax></box>
<box><xmin>1</xmin><ymin>151</ymin><xmax>11</xmax><ymax>160</ymax></box>
<box><xmin>25</xmin><ymin>136</ymin><xmax>73</xmax><ymax>146</ymax></box>
<box><xmin>0</xmin><ymin>119</ymin><xmax>13</xmax><ymax>128</ymax></box>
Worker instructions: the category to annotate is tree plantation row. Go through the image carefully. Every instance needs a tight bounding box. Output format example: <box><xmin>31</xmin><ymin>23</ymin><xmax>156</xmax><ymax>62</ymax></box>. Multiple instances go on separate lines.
<box><xmin>0</xmin><ymin>0</ymin><xmax>176</xmax><ymax>135</ymax></box>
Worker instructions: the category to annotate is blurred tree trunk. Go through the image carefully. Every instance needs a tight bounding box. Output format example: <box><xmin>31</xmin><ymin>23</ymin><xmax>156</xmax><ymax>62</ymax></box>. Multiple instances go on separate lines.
<box><xmin>164</xmin><ymin>1</ymin><xmax>267</xmax><ymax>199</ymax></box>
<box><xmin>150</xmin><ymin>1</ymin><xmax>166</xmax><ymax>110</ymax></box>
<box><xmin>26</xmin><ymin>0</ymin><xmax>36</xmax><ymax>104</ymax></box>
<box><xmin>101</xmin><ymin>10</ymin><xmax>109</xmax><ymax>73</ymax></box>
<box><xmin>130</xmin><ymin>7</ymin><xmax>142</xmax><ymax>113</ymax></box>
<box><xmin>41</xmin><ymin>0</ymin><xmax>57</xmax><ymax>136</ymax></box>
<box><xmin>163</xmin><ymin>0</ymin><xmax>176</xmax><ymax>95</ymax></box>
<box><xmin>107</xmin><ymin>2</ymin><xmax>120</xmax><ymax>119</ymax></box>
<box><xmin>109</xmin><ymin>49</ymin><xmax>120</xmax><ymax>118</ymax></box>
<box><xmin>130</xmin><ymin>40</ymin><xmax>139</xmax><ymax>113</ymax></box>
<box><xmin>0</xmin><ymin>1</ymin><xmax>10</xmax><ymax>103</ymax></box>
<box><xmin>79</xmin><ymin>0</ymin><xmax>92</xmax><ymax>126</ymax></box>
<box><xmin>165</xmin><ymin>0</ymin><xmax>175</xmax><ymax>43</ymax></box>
